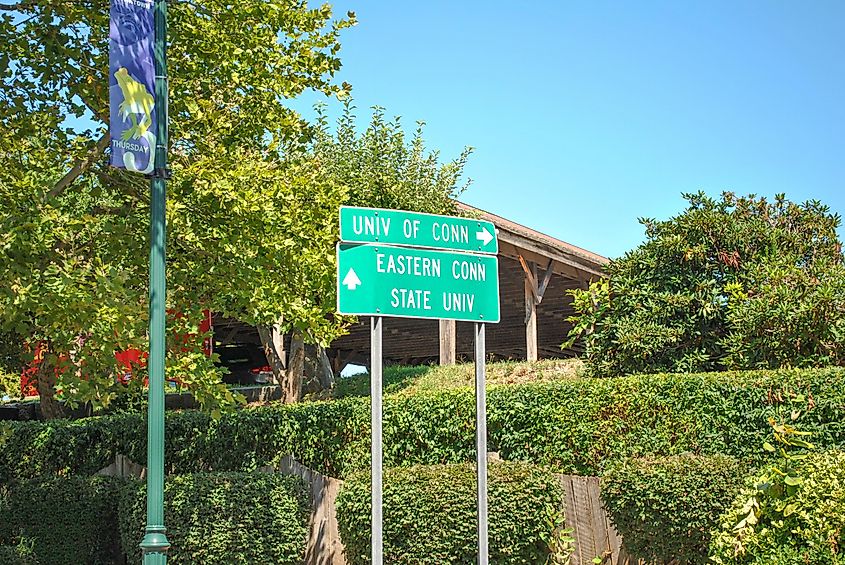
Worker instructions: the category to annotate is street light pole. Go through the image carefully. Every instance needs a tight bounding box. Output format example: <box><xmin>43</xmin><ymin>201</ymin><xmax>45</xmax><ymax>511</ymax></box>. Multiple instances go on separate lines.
<box><xmin>140</xmin><ymin>0</ymin><xmax>170</xmax><ymax>562</ymax></box>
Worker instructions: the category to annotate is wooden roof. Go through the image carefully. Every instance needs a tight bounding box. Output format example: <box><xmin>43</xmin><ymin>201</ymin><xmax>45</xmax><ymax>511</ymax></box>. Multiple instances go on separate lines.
<box><xmin>457</xmin><ymin>202</ymin><xmax>608</xmax><ymax>279</ymax></box>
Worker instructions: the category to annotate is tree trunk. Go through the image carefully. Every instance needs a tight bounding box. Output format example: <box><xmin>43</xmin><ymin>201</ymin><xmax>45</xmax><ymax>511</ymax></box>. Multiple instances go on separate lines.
<box><xmin>257</xmin><ymin>323</ymin><xmax>333</xmax><ymax>402</ymax></box>
<box><xmin>315</xmin><ymin>346</ymin><xmax>334</xmax><ymax>390</ymax></box>
<box><xmin>35</xmin><ymin>344</ymin><xmax>66</xmax><ymax>420</ymax></box>
<box><xmin>284</xmin><ymin>330</ymin><xmax>305</xmax><ymax>403</ymax></box>
<box><xmin>300</xmin><ymin>343</ymin><xmax>336</xmax><ymax>396</ymax></box>
<box><xmin>257</xmin><ymin>318</ymin><xmax>286</xmax><ymax>385</ymax></box>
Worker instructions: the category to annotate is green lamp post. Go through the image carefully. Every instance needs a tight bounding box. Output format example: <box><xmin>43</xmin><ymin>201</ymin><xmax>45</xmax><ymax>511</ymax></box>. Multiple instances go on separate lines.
<box><xmin>139</xmin><ymin>0</ymin><xmax>170</xmax><ymax>562</ymax></box>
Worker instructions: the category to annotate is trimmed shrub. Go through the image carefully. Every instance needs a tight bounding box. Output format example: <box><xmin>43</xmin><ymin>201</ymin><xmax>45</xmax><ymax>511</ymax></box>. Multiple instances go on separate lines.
<box><xmin>0</xmin><ymin>396</ymin><xmax>369</xmax><ymax>483</ymax></box>
<box><xmin>709</xmin><ymin>450</ymin><xmax>845</xmax><ymax>565</ymax></box>
<box><xmin>602</xmin><ymin>454</ymin><xmax>748</xmax><ymax>564</ymax></box>
<box><xmin>0</xmin><ymin>476</ymin><xmax>122</xmax><ymax>565</ymax></box>
<box><xmin>118</xmin><ymin>471</ymin><xmax>309</xmax><ymax>564</ymax></box>
<box><xmin>2</xmin><ymin>368</ymin><xmax>844</xmax><ymax>482</ymax></box>
<box><xmin>336</xmin><ymin>462</ymin><xmax>563</xmax><ymax>564</ymax></box>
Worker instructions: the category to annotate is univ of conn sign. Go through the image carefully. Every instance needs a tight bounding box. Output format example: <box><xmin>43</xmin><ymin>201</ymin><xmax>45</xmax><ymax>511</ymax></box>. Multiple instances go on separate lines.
<box><xmin>337</xmin><ymin>206</ymin><xmax>500</xmax><ymax>565</ymax></box>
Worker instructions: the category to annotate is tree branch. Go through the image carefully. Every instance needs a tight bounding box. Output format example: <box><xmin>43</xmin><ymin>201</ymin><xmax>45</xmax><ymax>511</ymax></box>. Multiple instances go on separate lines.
<box><xmin>0</xmin><ymin>1</ymin><xmax>34</xmax><ymax>10</ymax></box>
<box><xmin>76</xmin><ymin>96</ymin><xmax>108</xmax><ymax>125</ymax></box>
<box><xmin>46</xmin><ymin>132</ymin><xmax>110</xmax><ymax>200</ymax></box>
<box><xmin>93</xmin><ymin>168</ymin><xmax>150</xmax><ymax>204</ymax></box>
<box><xmin>2</xmin><ymin>0</ymin><xmax>98</xmax><ymax>10</ymax></box>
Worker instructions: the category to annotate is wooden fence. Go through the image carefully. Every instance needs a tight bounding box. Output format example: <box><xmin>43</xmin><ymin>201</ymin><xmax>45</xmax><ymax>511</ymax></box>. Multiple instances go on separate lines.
<box><xmin>558</xmin><ymin>474</ymin><xmax>642</xmax><ymax>565</ymax></box>
<box><xmin>96</xmin><ymin>454</ymin><xmax>348</xmax><ymax>565</ymax></box>
<box><xmin>276</xmin><ymin>455</ymin><xmax>346</xmax><ymax>565</ymax></box>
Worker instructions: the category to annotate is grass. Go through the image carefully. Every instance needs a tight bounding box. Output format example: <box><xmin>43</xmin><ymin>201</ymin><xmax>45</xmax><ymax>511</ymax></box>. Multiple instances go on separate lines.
<box><xmin>324</xmin><ymin>358</ymin><xmax>584</xmax><ymax>400</ymax></box>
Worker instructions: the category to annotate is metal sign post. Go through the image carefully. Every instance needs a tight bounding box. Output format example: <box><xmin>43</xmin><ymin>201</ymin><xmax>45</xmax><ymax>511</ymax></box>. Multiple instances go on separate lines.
<box><xmin>475</xmin><ymin>322</ymin><xmax>488</xmax><ymax>564</ymax></box>
<box><xmin>337</xmin><ymin>206</ymin><xmax>499</xmax><ymax>565</ymax></box>
<box><xmin>371</xmin><ymin>316</ymin><xmax>383</xmax><ymax>565</ymax></box>
<box><xmin>140</xmin><ymin>0</ymin><xmax>170</xmax><ymax>562</ymax></box>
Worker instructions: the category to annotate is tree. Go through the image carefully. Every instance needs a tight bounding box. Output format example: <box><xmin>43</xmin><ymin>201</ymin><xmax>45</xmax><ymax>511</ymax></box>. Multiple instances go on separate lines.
<box><xmin>254</xmin><ymin>101</ymin><xmax>472</xmax><ymax>398</ymax></box>
<box><xmin>0</xmin><ymin>0</ymin><xmax>355</xmax><ymax>417</ymax></box>
<box><xmin>566</xmin><ymin>192</ymin><xmax>845</xmax><ymax>376</ymax></box>
<box><xmin>312</xmin><ymin>101</ymin><xmax>471</xmax><ymax>215</ymax></box>
<box><xmin>0</xmin><ymin>1</ymin><xmax>472</xmax><ymax>416</ymax></box>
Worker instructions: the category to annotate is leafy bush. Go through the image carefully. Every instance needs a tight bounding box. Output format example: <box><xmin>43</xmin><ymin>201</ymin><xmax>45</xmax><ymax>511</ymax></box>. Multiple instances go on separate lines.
<box><xmin>336</xmin><ymin>462</ymin><xmax>563</xmax><ymax>564</ymax></box>
<box><xmin>2</xmin><ymin>367</ymin><xmax>844</xmax><ymax>482</ymax></box>
<box><xmin>118</xmin><ymin>472</ymin><xmax>309</xmax><ymax>565</ymax></box>
<box><xmin>722</xmin><ymin>257</ymin><xmax>845</xmax><ymax>369</ymax></box>
<box><xmin>566</xmin><ymin>192</ymin><xmax>845</xmax><ymax>376</ymax></box>
<box><xmin>709</xmin><ymin>450</ymin><xmax>845</xmax><ymax>565</ymax></box>
<box><xmin>0</xmin><ymin>539</ymin><xmax>36</xmax><ymax>565</ymax></box>
<box><xmin>0</xmin><ymin>476</ymin><xmax>122</xmax><ymax>565</ymax></box>
<box><xmin>602</xmin><ymin>454</ymin><xmax>748</xmax><ymax>564</ymax></box>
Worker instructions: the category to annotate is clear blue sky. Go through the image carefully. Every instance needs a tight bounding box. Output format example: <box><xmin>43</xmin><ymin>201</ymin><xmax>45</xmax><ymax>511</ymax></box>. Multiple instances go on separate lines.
<box><xmin>292</xmin><ymin>1</ymin><xmax>845</xmax><ymax>259</ymax></box>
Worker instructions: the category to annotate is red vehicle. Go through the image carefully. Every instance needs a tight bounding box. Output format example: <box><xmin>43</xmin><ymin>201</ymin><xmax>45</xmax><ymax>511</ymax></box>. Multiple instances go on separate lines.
<box><xmin>19</xmin><ymin>342</ymin><xmax>63</xmax><ymax>397</ymax></box>
<box><xmin>21</xmin><ymin>310</ymin><xmax>214</xmax><ymax>397</ymax></box>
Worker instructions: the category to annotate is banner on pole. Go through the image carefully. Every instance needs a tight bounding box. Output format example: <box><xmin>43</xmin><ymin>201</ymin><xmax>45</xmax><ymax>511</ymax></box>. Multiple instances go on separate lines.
<box><xmin>109</xmin><ymin>0</ymin><xmax>156</xmax><ymax>174</ymax></box>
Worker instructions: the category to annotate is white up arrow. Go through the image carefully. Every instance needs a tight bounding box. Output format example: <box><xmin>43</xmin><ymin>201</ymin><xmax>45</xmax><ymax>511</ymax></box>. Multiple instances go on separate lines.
<box><xmin>476</xmin><ymin>226</ymin><xmax>494</xmax><ymax>246</ymax></box>
<box><xmin>342</xmin><ymin>268</ymin><xmax>362</xmax><ymax>290</ymax></box>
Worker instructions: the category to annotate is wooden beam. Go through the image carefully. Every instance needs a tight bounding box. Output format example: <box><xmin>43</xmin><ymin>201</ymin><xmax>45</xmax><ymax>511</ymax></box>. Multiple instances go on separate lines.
<box><xmin>536</xmin><ymin>259</ymin><xmax>555</xmax><ymax>303</ymax></box>
<box><xmin>525</xmin><ymin>261</ymin><xmax>538</xmax><ymax>362</ymax></box>
<box><xmin>439</xmin><ymin>319</ymin><xmax>457</xmax><ymax>365</ymax></box>
<box><xmin>501</xmin><ymin>241</ymin><xmax>590</xmax><ymax>281</ymax></box>
<box><xmin>518</xmin><ymin>254</ymin><xmax>540</xmax><ymax>304</ymax></box>
<box><xmin>332</xmin><ymin>349</ymin><xmax>359</xmax><ymax>374</ymax></box>
<box><xmin>497</xmin><ymin>230</ymin><xmax>606</xmax><ymax>277</ymax></box>
<box><xmin>518</xmin><ymin>256</ymin><xmax>556</xmax><ymax>305</ymax></box>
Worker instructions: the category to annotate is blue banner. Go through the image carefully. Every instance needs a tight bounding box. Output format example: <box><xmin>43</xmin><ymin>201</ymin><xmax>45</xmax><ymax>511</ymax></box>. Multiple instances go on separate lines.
<box><xmin>109</xmin><ymin>0</ymin><xmax>156</xmax><ymax>174</ymax></box>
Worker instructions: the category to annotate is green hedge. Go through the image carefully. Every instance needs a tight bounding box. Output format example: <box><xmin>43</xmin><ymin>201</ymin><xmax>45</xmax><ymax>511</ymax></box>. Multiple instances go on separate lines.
<box><xmin>0</xmin><ymin>472</ymin><xmax>308</xmax><ymax>565</ymax></box>
<box><xmin>0</xmin><ymin>476</ymin><xmax>122</xmax><ymax>565</ymax></box>
<box><xmin>2</xmin><ymin>368</ymin><xmax>844</xmax><ymax>482</ymax></box>
<box><xmin>709</xmin><ymin>450</ymin><xmax>845</xmax><ymax>565</ymax></box>
<box><xmin>118</xmin><ymin>471</ymin><xmax>309</xmax><ymax>564</ymax></box>
<box><xmin>336</xmin><ymin>462</ymin><xmax>562</xmax><ymax>564</ymax></box>
<box><xmin>602</xmin><ymin>454</ymin><xmax>748</xmax><ymax>564</ymax></box>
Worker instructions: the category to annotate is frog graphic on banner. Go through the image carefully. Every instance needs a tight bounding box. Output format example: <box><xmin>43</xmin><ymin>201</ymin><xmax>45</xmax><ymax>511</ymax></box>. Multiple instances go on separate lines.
<box><xmin>109</xmin><ymin>0</ymin><xmax>156</xmax><ymax>174</ymax></box>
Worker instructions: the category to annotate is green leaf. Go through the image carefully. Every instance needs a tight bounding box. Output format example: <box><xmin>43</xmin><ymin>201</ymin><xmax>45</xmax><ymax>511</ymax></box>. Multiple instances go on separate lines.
<box><xmin>783</xmin><ymin>476</ymin><xmax>802</xmax><ymax>486</ymax></box>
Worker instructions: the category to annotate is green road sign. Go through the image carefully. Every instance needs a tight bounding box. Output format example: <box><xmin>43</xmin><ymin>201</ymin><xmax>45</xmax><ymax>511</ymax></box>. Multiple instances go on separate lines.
<box><xmin>337</xmin><ymin>243</ymin><xmax>500</xmax><ymax>322</ymax></box>
<box><xmin>340</xmin><ymin>206</ymin><xmax>498</xmax><ymax>254</ymax></box>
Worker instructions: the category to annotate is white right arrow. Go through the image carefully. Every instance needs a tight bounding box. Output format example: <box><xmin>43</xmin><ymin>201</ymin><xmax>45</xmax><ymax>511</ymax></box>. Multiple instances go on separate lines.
<box><xmin>342</xmin><ymin>268</ymin><xmax>362</xmax><ymax>290</ymax></box>
<box><xmin>476</xmin><ymin>226</ymin><xmax>494</xmax><ymax>246</ymax></box>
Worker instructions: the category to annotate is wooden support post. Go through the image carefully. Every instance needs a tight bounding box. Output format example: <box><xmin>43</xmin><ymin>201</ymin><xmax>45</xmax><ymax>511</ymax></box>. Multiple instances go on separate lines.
<box><xmin>519</xmin><ymin>255</ymin><xmax>556</xmax><ymax>362</ymax></box>
<box><xmin>439</xmin><ymin>319</ymin><xmax>456</xmax><ymax>365</ymax></box>
<box><xmin>524</xmin><ymin>261</ymin><xmax>538</xmax><ymax>362</ymax></box>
